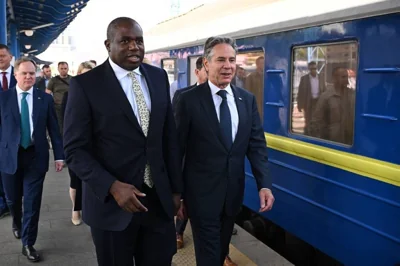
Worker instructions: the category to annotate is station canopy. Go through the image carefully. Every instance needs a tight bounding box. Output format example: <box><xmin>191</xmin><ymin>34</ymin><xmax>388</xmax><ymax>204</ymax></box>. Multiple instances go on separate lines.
<box><xmin>8</xmin><ymin>0</ymin><xmax>90</xmax><ymax>55</ymax></box>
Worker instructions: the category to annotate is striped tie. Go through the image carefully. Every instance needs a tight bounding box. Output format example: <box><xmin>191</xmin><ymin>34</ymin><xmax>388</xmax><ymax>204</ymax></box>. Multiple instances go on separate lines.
<box><xmin>128</xmin><ymin>72</ymin><xmax>153</xmax><ymax>188</ymax></box>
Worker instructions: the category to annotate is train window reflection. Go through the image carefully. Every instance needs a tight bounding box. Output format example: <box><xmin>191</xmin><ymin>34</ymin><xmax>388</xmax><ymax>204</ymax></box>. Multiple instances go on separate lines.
<box><xmin>188</xmin><ymin>56</ymin><xmax>201</xmax><ymax>86</ymax></box>
<box><xmin>235</xmin><ymin>51</ymin><xmax>265</xmax><ymax>119</ymax></box>
<box><xmin>291</xmin><ymin>42</ymin><xmax>358</xmax><ymax>145</ymax></box>
<box><xmin>161</xmin><ymin>58</ymin><xmax>177</xmax><ymax>86</ymax></box>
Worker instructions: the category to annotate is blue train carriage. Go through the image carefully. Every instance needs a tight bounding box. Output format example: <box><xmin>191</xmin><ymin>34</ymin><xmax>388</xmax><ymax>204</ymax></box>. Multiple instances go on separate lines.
<box><xmin>144</xmin><ymin>0</ymin><xmax>400</xmax><ymax>265</ymax></box>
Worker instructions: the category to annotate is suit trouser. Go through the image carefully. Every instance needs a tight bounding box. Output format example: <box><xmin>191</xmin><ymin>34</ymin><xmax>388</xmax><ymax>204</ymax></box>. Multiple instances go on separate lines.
<box><xmin>0</xmin><ymin>173</ymin><xmax>8</xmax><ymax>212</ymax></box>
<box><xmin>2</xmin><ymin>146</ymin><xmax>45</xmax><ymax>246</ymax></box>
<box><xmin>90</xmin><ymin>184</ymin><xmax>176</xmax><ymax>266</ymax></box>
<box><xmin>190</xmin><ymin>213</ymin><xmax>236</xmax><ymax>266</ymax></box>
<box><xmin>175</xmin><ymin>217</ymin><xmax>188</xmax><ymax>235</ymax></box>
<box><xmin>54</xmin><ymin>104</ymin><xmax>63</xmax><ymax>136</ymax></box>
<box><xmin>68</xmin><ymin>168</ymin><xmax>82</xmax><ymax>211</ymax></box>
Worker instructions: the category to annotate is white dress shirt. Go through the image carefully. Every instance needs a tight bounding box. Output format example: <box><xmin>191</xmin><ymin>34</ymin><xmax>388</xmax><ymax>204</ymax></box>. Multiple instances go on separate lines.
<box><xmin>309</xmin><ymin>75</ymin><xmax>319</xmax><ymax>99</ymax></box>
<box><xmin>109</xmin><ymin>58</ymin><xmax>151</xmax><ymax>125</ymax></box>
<box><xmin>0</xmin><ymin>65</ymin><xmax>12</xmax><ymax>88</ymax></box>
<box><xmin>209</xmin><ymin>80</ymin><xmax>239</xmax><ymax>142</ymax></box>
<box><xmin>16</xmin><ymin>86</ymin><xmax>34</xmax><ymax>140</ymax></box>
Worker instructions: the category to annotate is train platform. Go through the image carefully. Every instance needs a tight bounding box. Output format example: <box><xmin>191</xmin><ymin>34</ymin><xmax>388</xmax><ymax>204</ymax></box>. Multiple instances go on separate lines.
<box><xmin>0</xmin><ymin>157</ymin><xmax>293</xmax><ymax>266</ymax></box>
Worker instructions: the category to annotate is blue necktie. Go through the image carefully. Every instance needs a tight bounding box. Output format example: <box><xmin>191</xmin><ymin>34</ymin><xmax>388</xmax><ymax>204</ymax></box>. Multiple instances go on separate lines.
<box><xmin>20</xmin><ymin>92</ymin><xmax>31</xmax><ymax>149</ymax></box>
<box><xmin>217</xmin><ymin>90</ymin><xmax>232</xmax><ymax>149</ymax></box>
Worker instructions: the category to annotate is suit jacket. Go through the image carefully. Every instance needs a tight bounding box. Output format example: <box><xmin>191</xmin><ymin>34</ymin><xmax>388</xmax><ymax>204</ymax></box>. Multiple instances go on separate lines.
<box><xmin>7</xmin><ymin>67</ymin><xmax>17</xmax><ymax>89</ymax></box>
<box><xmin>171</xmin><ymin>84</ymin><xmax>196</xmax><ymax>110</ymax></box>
<box><xmin>63</xmin><ymin>60</ymin><xmax>183</xmax><ymax>231</ymax></box>
<box><xmin>174</xmin><ymin>82</ymin><xmax>271</xmax><ymax>219</ymax></box>
<box><xmin>35</xmin><ymin>77</ymin><xmax>48</xmax><ymax>92</ymax></box>
<box><xmin>0</xmin><ymin>87</ymin><xmax>64</xmax><ymax>175</ymax></box>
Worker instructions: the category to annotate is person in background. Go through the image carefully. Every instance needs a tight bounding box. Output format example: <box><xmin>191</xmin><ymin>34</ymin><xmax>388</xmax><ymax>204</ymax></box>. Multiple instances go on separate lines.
<box><xmin>89</xmin><ymin>60</ymin><xmax>97</xmax><ymax>67</ymax></box>
<box><xmin>0</xmin><ymin>43</ymin><xmax>17</xmax><ymax>219</ymax></box>
<box><xmin>61</xmin><ymin>61</ymin><xmax>95</xmax><ymax>226</ymax></box>
<box><xmin>35</xmin><ymin>65</ymin><xmax>52</xmax><ymax>92</ymax></box>
<box><xmin>46</xmin><ymin>61</ymin><xmax>71</xmax><ymax>135</ymax></box>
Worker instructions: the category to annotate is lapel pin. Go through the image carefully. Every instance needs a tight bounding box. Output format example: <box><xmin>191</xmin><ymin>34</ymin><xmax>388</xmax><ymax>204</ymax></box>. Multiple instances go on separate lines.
<box><xmin>38</xmin><ymin>97</ymin><xmax>41</xmax><ymax>100</ymax></box>
<box><xmin>238</xmin><ymin>97</ymin><xmax>243</xmax><ymax>101</ymax></box>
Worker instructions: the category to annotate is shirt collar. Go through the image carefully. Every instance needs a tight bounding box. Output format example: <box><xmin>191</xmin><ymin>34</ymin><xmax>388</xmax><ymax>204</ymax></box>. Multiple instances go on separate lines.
<box><xmin>208</xmin><ymin>80</ymin><xmax>233</xmax><ymax>96</ymax></box>
<box><xmin>109</xmin><ymin>58</ymin><xmax>142</xmax><ymax>81</ymax></box>
<box><xmin>1</xmin><ymin>65</ymin><xmax>12</xmax><ymax>74</ymax></box>
<box><xmin>16</xmin><ymin>85</ymin><xmax>33</xmax><ymax>95</ymax></box>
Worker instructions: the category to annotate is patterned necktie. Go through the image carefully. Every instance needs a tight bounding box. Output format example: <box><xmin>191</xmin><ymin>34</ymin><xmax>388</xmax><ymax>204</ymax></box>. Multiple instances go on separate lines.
<box><xmin>20</xmin><ymin>92</ymin><xmax>31</xmax><ymax>149</ymax></box>
<box><xmin>217</xmin><ymin>90</ymin><xmax>232</xmax><ymax>149</ymax></box>
<box><xmin>2</xmin><ymin>72</ymin><xmax>8</xmax><ymax>91</ymax></box>
<box><xmin>127</xmin><ymin>72</ymin><xmax>153</xmax><ymax>188</ymax></box>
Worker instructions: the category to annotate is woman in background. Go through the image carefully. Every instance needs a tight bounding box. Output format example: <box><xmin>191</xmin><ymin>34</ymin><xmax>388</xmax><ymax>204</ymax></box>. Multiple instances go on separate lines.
<box><xmin>61</xmin><ymin>61</ymin><xmax>94</xmax><ymax>225</ymax></box>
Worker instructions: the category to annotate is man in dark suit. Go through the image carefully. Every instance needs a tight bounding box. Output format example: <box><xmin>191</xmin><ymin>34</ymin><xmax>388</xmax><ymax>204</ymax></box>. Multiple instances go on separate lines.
<box><xmin>172</xmin><ymin>56</ymin><xmax>207</xmax><ymax>107</ymax></box>
<box><xmin>35</xmin><ymin>64</ymin><xmax>52</xmax><ymax>91</ymax></box>
<box><xmin>0</xmin><ymin>57</ymin><xmax>64</xmax><ymax>262</ymax></box>
<box><xmin>63</xmin><ymin>17</ymin><xmax>182</xmax><ymax>266</ymax></box>
<box><xmin>296</xmin><ymin>61</ymin><xmax>325</xmax><ymax>136</ymax></box>
<box><xmin>0</xmin><ymin>44</ymin><xmax>18</xmax><ymax>219</ymax></box>
<box><xmin>175</xmin><ymin>36</ymin><xmax>275</xmax><ymax>266</ymax></box>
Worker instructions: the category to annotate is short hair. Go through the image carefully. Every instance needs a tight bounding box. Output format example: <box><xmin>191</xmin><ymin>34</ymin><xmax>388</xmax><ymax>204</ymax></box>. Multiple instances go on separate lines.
<box><xmin>58</xmin><ymin>61</ymin><xmax>68</xmax><ymax>67</ymax></box>
<box><xmin>0</xmin><ymin>44</ymin><xmax>11</xmax><ymax>54</ymax></box>
<box><xmin>203</xmin><ymin>36</ymin><xmax>237</xmax><ymax>61</ymax></box>
<box><xmin>308</xmin><ymin>61</ymin><xmax>317</xmax><ymax>67</ymax></box>
<box><xmin>14</xmin><ymin>57</ymin><xmax>37</xmax><ymax>72</ymax></box>
<box><xmin>107</xmin><ymin>17</ymin><xmax>140</xmax><ymax>41</ymax></box>
<box><xmin>77</xmin><ymin>61</ymin><xmax>94</xmax><ymax>74</ymax></box>
<box><xmin>195</xmin><ymin>57</ymin><xmax>204</xmax><ymax>70</ymax></box>
<box><xmin>42</xmin><ymin>64</ymin><xmax>50</xmax><ymax>70</ymax></box>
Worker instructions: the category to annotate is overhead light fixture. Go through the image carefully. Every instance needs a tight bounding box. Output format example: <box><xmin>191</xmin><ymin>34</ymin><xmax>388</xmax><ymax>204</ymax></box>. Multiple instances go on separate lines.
<box><xmin>75</xmin><ymin>8</ymin><xmax>79</xmax><ymax>11</ymax></box>
<box><xmin>23</xmin><ymin>53</ymin><xmax>29</xmax><ymax>56</ymax></box>
<box><xmin>25</xmin><ymin>44</ymin><xmax>31</xmax><ymax>49</ymax></box>
<box><xmin>32</xmin><ymin>23</ymin><xmax>54</xmax><ymax>30</ymax></box>
<box><xmin>24</xmin><ymin>30</ymin><xmax>34</xmax><ymax>36</ymax></box>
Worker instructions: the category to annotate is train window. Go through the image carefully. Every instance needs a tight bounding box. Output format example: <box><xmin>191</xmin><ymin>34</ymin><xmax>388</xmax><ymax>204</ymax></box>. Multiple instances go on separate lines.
<box><xmin>236</xmin><ymin>51</ymin><xmax>265</xmax><ymax>119</ymax></box>
<box><xmin>161</xmin><ymin>58</ymin><xmax>177</xmax><ymax>86</ymax></box>
<box><xmin>188</xmin><ymin>56</ymin><xmax>201</xmax><ymax>86</ymax></box>
<box><xmin>290</xmin><ymin>42</ymin><xmax>358</xmax><ymax>145</ymax></box>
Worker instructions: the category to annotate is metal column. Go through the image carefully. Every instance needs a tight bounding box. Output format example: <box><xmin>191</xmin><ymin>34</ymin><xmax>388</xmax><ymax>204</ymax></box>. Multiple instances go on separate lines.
<box><xmin>9</xmin><ymin>22</ymin><xmax>18</xmax><ymax>57</ymax></box>
<box><xmin>0</xmin><ymin>0</ymin><xmax>7</xmax><ymax>45</ymax></box>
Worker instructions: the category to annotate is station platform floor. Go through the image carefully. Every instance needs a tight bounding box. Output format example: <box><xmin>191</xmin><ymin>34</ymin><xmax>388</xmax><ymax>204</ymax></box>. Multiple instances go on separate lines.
<box><xmin>0</xmin><ymin>158</ymin><xmax>293</xmax><ymax>266</ymax></box>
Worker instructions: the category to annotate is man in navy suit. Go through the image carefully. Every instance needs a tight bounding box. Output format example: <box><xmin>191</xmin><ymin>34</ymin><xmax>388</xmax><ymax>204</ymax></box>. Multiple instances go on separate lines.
<box><xmin>175</xmin><ymin>36</ymin><xmax>275</xmax><ymax>266</ymax></box>
<box><xmin>63</xmin><ymin>17</ymin><xmax>182</xmax><ymax>266</ymax></box>
<box><xmin>0</xmin><ymin>44</ymin><xmax>17</xmax><ymax>219</ymax></box>
<box><xmin>0</xmin><ymin>57</ymin><xmax>64</xmax><ymax>262</ymax></box>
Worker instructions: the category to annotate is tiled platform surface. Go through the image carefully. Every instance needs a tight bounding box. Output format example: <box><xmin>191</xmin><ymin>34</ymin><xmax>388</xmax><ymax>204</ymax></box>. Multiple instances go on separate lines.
<box><xmin>0</xmin><ymin>157</ymin><xmax>292</xmax><ymax>266</ymax></box>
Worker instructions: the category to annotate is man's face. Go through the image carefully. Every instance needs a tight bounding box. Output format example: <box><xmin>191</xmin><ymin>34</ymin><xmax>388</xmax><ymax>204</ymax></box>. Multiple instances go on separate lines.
<box><xmin>15</xmin><ymin>61</ymin><xmax>36</xmax><ymax>91</ymax></box>
<box><xmin>58</xmin><ymin>63</ymin><xmax>69</xmax><ymax>77</ymax></box>
<box><xmin>105</xmin><ymin>21</ymin><xmax>145</xmax><ymax>71</ymax></box>
<box><xmin>309</xmin><ymin>64</ymin><xmax>317</xmax><ymax>77</ymax></box>
<box><xmin>0</xmin><ymin>48</ymin><xmax>12</xmax><ymax>71</ymax></box>
<box><xmin>334</xmin><ymin>68</ymin><xmax>349</xmax><ymax>90</ymax></box>
<box><xmin>203</xmin><ymin>43</ymin><xmax>236</xmax><ymax>88</ymax></box>
<box><xmin>195</xmin><ymin>66</ymin><xmax>208</xmax><ymax>84</ymax></box>
<box><xmin>43</xmin><ymin>67</ymin><xmax>52</xmax><ymax>79</ymax></box>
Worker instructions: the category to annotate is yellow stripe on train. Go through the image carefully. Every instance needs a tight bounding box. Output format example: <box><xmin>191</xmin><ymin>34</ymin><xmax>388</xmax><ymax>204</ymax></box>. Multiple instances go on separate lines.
<box><xmin>264</xmin><ymin>133</ymin><xmax>400</xmax><ymax>187</ymax></box>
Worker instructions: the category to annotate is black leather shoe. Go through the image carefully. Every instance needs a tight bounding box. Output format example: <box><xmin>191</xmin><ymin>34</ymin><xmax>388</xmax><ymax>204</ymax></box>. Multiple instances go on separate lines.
<box><xmin>22</xmin><ymin>245</ymin><xmax>41</xmax><ymax>262</ymax></box>
<box><xmin>0</xmin><ymin>208</ymin><xmax>10</xmax><ymax>219</ymax></box>
<box><xmin>232</xmin><ymin>227</ymin><xmax>238</xmax><ymax>235</ymax></box>
<box><xmin>12</xmin><ymin>228</ymin><xmax>21</xmax><ymax>239</ymax></box>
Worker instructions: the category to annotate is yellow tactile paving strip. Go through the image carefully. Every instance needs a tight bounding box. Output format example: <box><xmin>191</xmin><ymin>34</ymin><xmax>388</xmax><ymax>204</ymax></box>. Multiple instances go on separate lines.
<box><xmin>172</xmin><ymin>223</ymin><xmax>257</xmax><ymax>266</ymax></box>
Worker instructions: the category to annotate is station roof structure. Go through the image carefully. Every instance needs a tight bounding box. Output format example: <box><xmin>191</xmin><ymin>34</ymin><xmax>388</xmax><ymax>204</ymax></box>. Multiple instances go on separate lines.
<box><xmin>7</xmin><ymin>0</ymin><xmax>90</xmax><ymax>55</ymax></box>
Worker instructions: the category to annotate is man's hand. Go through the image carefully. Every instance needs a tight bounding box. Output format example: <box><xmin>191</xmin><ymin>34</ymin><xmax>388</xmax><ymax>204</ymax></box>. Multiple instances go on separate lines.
<box><xmin>110</xmin><ymin>181</ymin><xmax>148</xmax><ymax>213</ymax></box>
<box><xmin>172</xmin><ymin>193</ymin><xmax>181</xmax><ymax>215</ymax></box>
<box><xmin>259</xmin><ymin>188</ymin><xmax>275</xmax><ymax>212</ymax></box>
<box><xmin>176</xmin><ymin>200</ymin><xmax>187</xmax><ymax>220</ymax></box>
<box><xmin>55</xmin><ymin>161</ymin><xmax>64</xmax><ymax>172</ymax></box>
